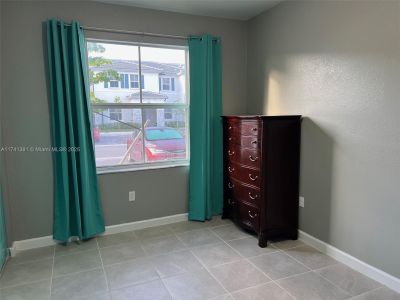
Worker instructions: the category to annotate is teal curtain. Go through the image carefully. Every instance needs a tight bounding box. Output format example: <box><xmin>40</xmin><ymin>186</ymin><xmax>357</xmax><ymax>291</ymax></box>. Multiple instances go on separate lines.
<box><xmin>0</xmin><ymin>184</ymin><xmax>7</xmax><ymax>268</ymax></box>
<box><xmin>188</xmin><ymin>35</ymin><xmax>223</xmax><ymax>221</ymax></box>
<box><xmin>46</xmin><ymin>20</ymin><xmax>105</xmax><ymax>242</ymax></box>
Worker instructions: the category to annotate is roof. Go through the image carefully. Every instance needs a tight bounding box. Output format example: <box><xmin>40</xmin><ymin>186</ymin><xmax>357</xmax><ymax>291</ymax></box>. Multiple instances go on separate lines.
<box><xmin>127</xmin><ymin>91</ymin><xmax>168</xmax><ymax>101</ymax></box>
<box><xmin>90</xmin><ymin>59</ymin><xmax>184</xmax><ymax>76</ymax></box>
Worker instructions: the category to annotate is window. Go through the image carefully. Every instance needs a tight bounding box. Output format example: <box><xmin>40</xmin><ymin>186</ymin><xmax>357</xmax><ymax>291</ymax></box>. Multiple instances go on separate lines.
<box><xmin>130</xmin><ymin>74</ymin><xmax>139</xmax><ymax>88</ymax></box>
<box><xmin>130</xmin><ymin>74</ymin><xmax>145</xmax><ymax>89</ymax></box>
<box><xmin>87</xmin><ymin>40</ymin><xmax>188</xmax><ymax>172</ymax></box>
<box><xmin>109</xmin><ymin>80</ymin><xmax>119</xmax><ymax>88</ymax></box>
<box><xmin>164</xmin><ymin>108</ymin><xmax>173</xmax><ymax>120</ymax></box>
<box><xmin>160</xmin><ymin>77</ymin><xmax>175</xmax><ymax>91</ymax></box>
<box><xmin>120</xmin><ymin>73</ymin><xmax>129</xmax><ymax>89</ymax></box>
<box><xmin>109</xmin><ymin>108</ymin><xmax>122</xmax><ymax>121</ymax></box>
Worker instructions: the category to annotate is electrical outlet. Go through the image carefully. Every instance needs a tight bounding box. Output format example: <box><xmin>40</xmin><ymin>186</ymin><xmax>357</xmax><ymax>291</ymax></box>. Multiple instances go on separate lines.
<box><xmin>129</xmin><ymin>191</ymin><xmax>136</xmax><ymax>202</ymax></box>
<box><xmin>299</xmin><ymin>196</ymin><xmax>305</xmax><ymax>208</ymax></box>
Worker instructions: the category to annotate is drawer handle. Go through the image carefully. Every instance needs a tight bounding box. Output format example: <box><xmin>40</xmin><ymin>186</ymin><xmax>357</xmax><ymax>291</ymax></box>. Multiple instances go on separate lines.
<box><xmin>252</xmin><ymin>127</ymin><xmax>258</xmax><ymax>132</ymax></box>
<box><xmin>228</xmin><ymin>150</ymin><xmax>235</xmax><ymax>156</ymax></box>
<box><xmin>249</xmin><ymin>174</ymin><xmax>258</xmax><ymax>181</ymax></box>
<box><xmin>251</xmin><ymin>140</ymin><xmax>258</xmax><ymax>145</ymax></box>
<box><xmin>228</xmin><ymin>126</ymin><xmax>232</xmax><ymax>130</ymax></box>
<box><xmin>249</xmin><ymin>155</ymin><xmax>258</xmax><ymax>162</ymax></box>
<box><xmin>228</xmin><ymin>137</ymin><xmax>232</xmax><ymax>141</ymax></box>
<box><xmin>248</xmin><ymin>210</ymin><xmax>258</xmax><ymax>219</ymax></box>
<box><xmin>228</xmin><ymin>198</ymin><xmax>235</xmax><ymax>205</ymax></box>
<box><xmin>248</xmin><ymin>192</ymin><xmax>258</xmax><ymax>200</ymax></box>
<box><xmin>228</xmin><ymin>182</ymin><xmax>235</xmax><ymax>189</ymax></box>
<box><xmin>228</xmin><ymin>166</ymin><xmax>235</xmax><ymax>173</ymax></box>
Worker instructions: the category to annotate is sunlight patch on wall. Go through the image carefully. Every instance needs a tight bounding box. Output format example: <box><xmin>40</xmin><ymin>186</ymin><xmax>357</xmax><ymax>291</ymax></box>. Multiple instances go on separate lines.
<box><xmin>265</xmin><ymin>70</ymin><xmax>283</xmax><ymax>115</ymax></box>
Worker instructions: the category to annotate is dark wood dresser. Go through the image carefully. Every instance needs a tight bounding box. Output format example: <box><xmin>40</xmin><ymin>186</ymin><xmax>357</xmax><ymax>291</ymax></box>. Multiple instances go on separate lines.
<box><xmin>222</xmin><ymin>115</ymin><xmax>301</xmax><ymax>247</ymax></box>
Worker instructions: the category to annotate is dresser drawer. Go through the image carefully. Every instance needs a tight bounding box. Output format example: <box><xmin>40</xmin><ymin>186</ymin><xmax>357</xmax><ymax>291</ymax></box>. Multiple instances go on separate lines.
<box><xmin>225</xmin><ymin>178</ymin><xmax>260</xmax><ymax>207</ymax></box>
<box><xmin>226</xmin><ymin>134</ymin><xmax>260</xmax><ymax>149</ymax></box>
<box><xmin>236</xmin><ymin>201</ymin><xmax>260</xmax><ymax>232</ymax></box>
<box><xmin>226</xmin><ymin>144</ymin><xmax>261</xmax><ymax>169</ymax></box>
<box><xmin>226</xmin><ymin>120</ymin><xmax>261</xmax><ymax>137</ymax></box>
<box><xmin>226</xmin><ymin>163</ymin><xmax>261</xmax><ymax>188</ymax></box>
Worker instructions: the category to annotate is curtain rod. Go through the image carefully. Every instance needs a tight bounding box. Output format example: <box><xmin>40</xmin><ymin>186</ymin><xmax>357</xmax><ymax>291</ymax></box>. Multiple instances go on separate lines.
<box><xmin>83</xmin><ymin>25</ymin><xmax>188</xmax><ymax>40</ymax></box>
<box><xmin>60</xmin><ymin>22</ymin><xmax>219</xmax><ymax>41</ymax></box>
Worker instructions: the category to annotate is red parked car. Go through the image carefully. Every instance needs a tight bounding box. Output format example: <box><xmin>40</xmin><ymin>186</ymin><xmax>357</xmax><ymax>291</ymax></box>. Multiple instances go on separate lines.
<box><xmin>127</xmin><ymin>127</ymin><xmax>186</xmax><ymax>162</ymax></box>
<box><xmin>93</xmin><ymin>127</ymin><xmax>101</xmax><ymax>142</ymax></box>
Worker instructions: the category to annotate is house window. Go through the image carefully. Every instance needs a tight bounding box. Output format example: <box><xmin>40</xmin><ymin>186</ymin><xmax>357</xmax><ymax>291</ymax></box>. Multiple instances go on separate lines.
<box><xmin>87</xmin><ymin>40</ymin><xmax>188</xmax><ymax>172</ymax></box>
<box><xmin>130</xmin><ymin>74</ymin><xmax>144</xmax><ymax>89</ymax></box>
<box><xmin>109</xmin><ymin>80</ymin><xmax>119</xmax><ymax>88</ymax></box>
<box><xmin>160</xmin><ymin>77</ymin><xmax>175</xmax><ymax>91</ymax></box>
<box><xmin>109</xmin><ymin>108</ymin><xmax>122</xmax><ymax>121</ymax></box>
<box><xmin>130</xmin><ymin>74</ymin><xmax>139</xmax><ymax>88</ymax></box>
<box><xmin>120</xmin><ymin>74</ymin><xmax>129</xmax><ymax>89</ymax></box>
<box><xmin>164</xmin><ymin>109</ymin><xmax>173</xmax><ymax>120</ymax></box>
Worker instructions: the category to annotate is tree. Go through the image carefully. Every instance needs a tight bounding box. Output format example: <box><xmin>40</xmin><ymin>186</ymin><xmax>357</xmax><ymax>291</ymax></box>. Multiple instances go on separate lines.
<box><xmin>87</xmin><ymin>42</ymin><xmax>120</xmax><ymax>103</ymax></box>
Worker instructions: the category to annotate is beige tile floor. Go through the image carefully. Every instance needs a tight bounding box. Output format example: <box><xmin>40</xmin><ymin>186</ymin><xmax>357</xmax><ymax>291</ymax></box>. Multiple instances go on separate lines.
<box><xmin>0</xmin><ymin>217</ymin><xmax>399</xmax><ymax>300</ymax></box>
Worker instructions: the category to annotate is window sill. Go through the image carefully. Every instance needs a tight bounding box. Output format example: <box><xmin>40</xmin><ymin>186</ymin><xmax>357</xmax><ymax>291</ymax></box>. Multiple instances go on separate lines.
<box><xmin>96</xmin><ymin>161</ymin><xmax>189</xmax><ymax>175</ymax></box>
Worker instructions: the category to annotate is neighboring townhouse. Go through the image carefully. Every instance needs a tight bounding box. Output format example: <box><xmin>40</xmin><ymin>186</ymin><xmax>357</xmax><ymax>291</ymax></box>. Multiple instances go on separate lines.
<box><xmin>89</xmin><ymin>59</ymin><xmax>186</xmax><ymax>128</ymax></box>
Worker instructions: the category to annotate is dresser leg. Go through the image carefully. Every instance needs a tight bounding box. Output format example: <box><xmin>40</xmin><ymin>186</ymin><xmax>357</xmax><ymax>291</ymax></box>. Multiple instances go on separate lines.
<box><xmin>258</xmin><ymin>233</ymin><xmax>268</xmax><ymax>248</ymax></box>
<box><xmin>289</xmin><ymin>230</ymin><xmax>298</xmax><ymax>240</ymax></box>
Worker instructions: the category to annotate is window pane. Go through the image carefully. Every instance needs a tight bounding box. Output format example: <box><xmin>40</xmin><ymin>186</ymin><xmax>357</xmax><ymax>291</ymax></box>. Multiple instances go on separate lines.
<box><xmin>110</xmin><ymin>80</ymin><xmax>119</xmax><ymax>88</ymax></box>
<box><xmin>92</xmin><ymin>107</ymin><xmax>144</xmax><ymax>167</ymax></box>
<box><xmin>87</xmin><ymin>41</ymin><xmax>189</xmax><ymax>170</ymax></box>
<box><xmin>87</xmin><ymin>42</ymin><xmax>140</xmax><ymax>104</ymax></box>
<box><xmin>142</xmin><ymin>108</ymin><xmax>187</xmax><ymax>162</ymax></box>
<box><xmin>140</xmin><ymin>46</ymin><xmax>186</xmax><ymax>103</ymax></box>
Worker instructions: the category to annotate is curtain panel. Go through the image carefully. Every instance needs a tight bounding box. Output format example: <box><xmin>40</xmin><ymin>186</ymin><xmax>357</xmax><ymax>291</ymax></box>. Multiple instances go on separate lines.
<box><xmin>46</xmin><ymin>20</ymin><xmax>105</xmax><ymax>242</ymax></box>
<box><xmin>188</xmin><ymin>34</ymin><xmax>223</xmax><ymax>221</ymax></box>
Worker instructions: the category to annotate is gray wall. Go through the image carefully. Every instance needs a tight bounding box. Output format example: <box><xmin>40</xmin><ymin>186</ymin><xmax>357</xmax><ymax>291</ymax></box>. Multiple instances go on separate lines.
<box><xmin>0</xmin><ymin>0</ymin><xmax>12</xmax><ymax>245</ymax></box>
<box><xmin>1</xmin><ymin>0</ymin><xmax>247</xmax><ymax>242</ymax></box>
<box><xmin>247</xmin><ymin>1</ymin><xmax>400</xmax><ymax>278</ymax></box>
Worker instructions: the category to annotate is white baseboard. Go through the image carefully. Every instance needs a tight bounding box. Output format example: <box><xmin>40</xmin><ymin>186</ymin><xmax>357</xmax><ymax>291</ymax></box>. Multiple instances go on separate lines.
<box><xmin>299</xmin><ymin>230</ymin><xmax>400</xmax><ymax>293</ymax></box>
<box><xmin>10</xmin><ymin>213</ymin><xmax>188</xmax><ymax>255</ymax></box>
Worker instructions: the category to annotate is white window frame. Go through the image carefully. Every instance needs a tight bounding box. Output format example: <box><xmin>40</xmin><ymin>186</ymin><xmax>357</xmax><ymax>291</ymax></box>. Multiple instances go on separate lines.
<box><xmin>164</xmin><ymin>108</ymin><xmax>173</xmax><ymax>120</ymax></box>
<box><xmin>160</xmin><ymin>76</ymin><xmax>175</xmax><ymax>91</ymax></box>
<box><xmin>130</xmin><ymin>74</ymin><xmax>139</xmax><ymax>89</ymax></box>
<box><xmin>109</xmin><ymin>79</ymin><xmax>119</xmax><ymax>88</ymax></box>
<box><xmin>109</xmin><ymin>108</ymin><xmax>122</xmax><ymax>121</ymax></box>
<box><xmin>86</xmin><ymin>38</ymin><xmax>190</xmax><ymax>174</ymax></box>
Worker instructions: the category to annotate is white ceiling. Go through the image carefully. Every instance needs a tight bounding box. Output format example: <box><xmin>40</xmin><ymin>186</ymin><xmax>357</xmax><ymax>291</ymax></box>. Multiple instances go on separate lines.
<box><xmin>96</xmin><ymin>0</ymin><xmax>282</xmax><ymax>20</ymax></box>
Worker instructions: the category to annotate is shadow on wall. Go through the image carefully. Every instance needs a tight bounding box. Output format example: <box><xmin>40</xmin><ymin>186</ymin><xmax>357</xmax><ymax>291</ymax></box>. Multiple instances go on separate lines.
<box><xmin>299</xmin><ymin>117</ymin><xmax>334</xmax><ymax>243</ymax></box>
<box><xmin>253</xmin><ymin>56</ymin><xmax>336</xmax><ymax>243</ymax></box>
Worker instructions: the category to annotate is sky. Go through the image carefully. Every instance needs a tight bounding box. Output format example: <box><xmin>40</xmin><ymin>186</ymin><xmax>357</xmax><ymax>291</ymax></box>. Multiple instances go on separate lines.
<box><xmin>88</xmin><ymin>42</ymin><xmax>186</xmax><ymax>64</ymax></box>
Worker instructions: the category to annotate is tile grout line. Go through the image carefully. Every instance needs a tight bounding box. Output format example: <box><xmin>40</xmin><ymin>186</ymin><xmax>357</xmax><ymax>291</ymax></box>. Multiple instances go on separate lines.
<box><xmin>347</xmin><ymin>286</ymin><xmax>385</xmax><ymax>299</ymax></box>
<box><xmin>124</xmin><ymin>229</ymin><xmax>177</xmax><ymax>299</ymax></box>
<box><xmin>54</xmin><ymin>245</ymin><xmax>99</xmax><ymax>258</ymax></box>
<box><xmin>95</xmin><ymin>238</ymin><xmax>111</xmax><ymax>294</ymax></box>
<box><xmin>138</xmin><ymin>230</ymin><xmax>175</xmax><ymax>299</ymax></box>
<box><xmin>2</xmin><ymin>248</ymin><xmax>56</xmax><ymax>267</ymax></box>
<box><xmin>158</xmin><ymin>276</ymin><xmax>175</xmax><ymax>300</ymax></box>
<box><xmin>189</xmin><ymin>249</ymin><xmax>232</xmax><ymax>297</ymax></box>
<box><xmin>309</xmin><ymin>256</ymin><xmax>384</xmax><ymax>298</ymax></box>
<box><xmin>316</xmin><ymin>270</ymin><xmax>371</xmax><ymax>300</ymax></box>
<box><xmin>213</xmin><ymin>232</ymin><xmax>299</xmax><ymax>300</ymax></box>
<box><xmin>275</xmin><ymin>248</ymin><xmax>313</xmax><ymax>272</ymax></box>
<box><xmin>174</xmin><ymin>230</ymin><xmax>232</xmax><ymax>298</ymax></box>
<box><xmin>0</xmin><ymin>278</ymin><xmax>53</xmax><ymax>291</ymax></box>
<box><xmin>279</xmin><ymin>245</ymin><xmax>354</xmax><ymax>298</ymax></box>
<box><xmin>48</xmin><ymin>245</ymin><xmax>56</xmax><ymax>300</ymax></box>
<box><xmin>207</xmin><ymin>228</ymin><xmax>294</xmax><ymax>299</ymax></box>
<box><xmin>245</xmin><ymin>254</ymin><xmax>298</xmax><ymax>300</ymax></box>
